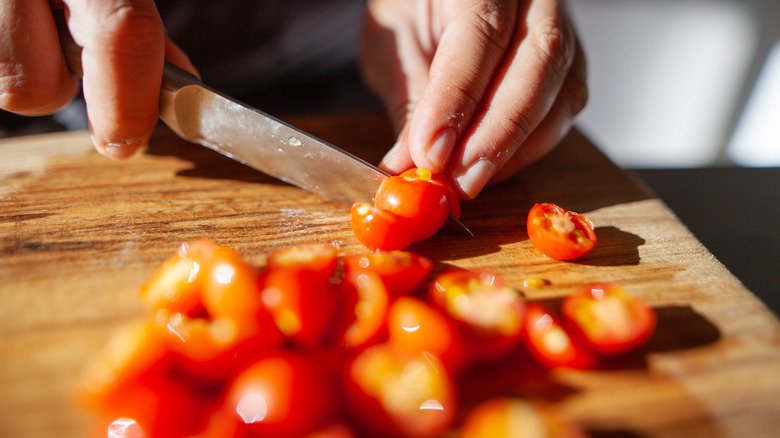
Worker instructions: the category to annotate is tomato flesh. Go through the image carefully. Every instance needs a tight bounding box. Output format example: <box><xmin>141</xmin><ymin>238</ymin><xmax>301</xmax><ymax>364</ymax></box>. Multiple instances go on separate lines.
<box><xmin>342</xmin><ymin>250</ymin><xmax>432</xmax><ymax>296</ymax></box>
<box><xmin>526</xmin><ymin>203</ymin><xmax>596</xmax><ymax>260</ymax></box>
<box><xmin>335</xmin><ymin>271</ymin><xmax>390</xmax><ymax>349</ymax></box>
<box><xmin>460</xmin><ymin>397</ymin><xmax>586</xmax><ymax>438</ymax></box>
<box><xmin>562</xmin><ymin>283</ymin><xmax>657</xmax><ymax>355</ymax></box>
<box><xmin>524</xmin><ymin>304</ymin><xmax>597</xmax><ymax>369</ymax></box>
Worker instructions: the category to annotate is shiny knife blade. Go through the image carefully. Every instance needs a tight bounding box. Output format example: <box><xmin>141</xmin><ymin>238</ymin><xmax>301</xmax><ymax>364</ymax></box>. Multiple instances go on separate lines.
<box><xmin>56</xmin><ymin>14</ymin><xmax>471</xmax><ymax>235</ymax></box>
<box><xmin>158</xmin><ymin>64</ymin><xmax>387</xmax><ymax>206</ymax></box>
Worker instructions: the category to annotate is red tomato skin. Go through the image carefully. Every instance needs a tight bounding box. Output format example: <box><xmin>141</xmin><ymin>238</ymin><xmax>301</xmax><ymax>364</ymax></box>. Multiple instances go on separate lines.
<box><xmin>523</xmin><ymin>304</ymin><xmax>598</xmax><ymax>369</ymax></box>
<box><xmin>398</xmin><ymin>168</ymin><xmax>461</xmax><ymax>219</ymax></box>
<box><xmin>267</xmin><ymin>243</ymin><xmax>339</xmax><ymax>280</ymax></box>
<box><xmin>459</xmin><ymin>397</ymin><xmax>587</xmax><ymax>438</ymax></box>
<box><xmin>222</xmin><ymin>352</ymin><xmax>338</xmax><ymax>438</ymax></box>
<box><xmin>262</xmin><ymin>267</ymin><xmax>337</xmax><ymax>348</ymax></box>
<box><xmin>387</xmin><ymin>296</ymin><xmax>469</xmax><ymax>373</ymax></box>
<box><xmin>562</xmin><ymin>283</ymin><xmax>657</xmax><ymax>355</ymax></box>
<box><xmin>374</xmin><ymin>174</ymin><xmax>450</xmax><ymax>242</ymax></box>
<box><xmin>342</xmin><ymin>251</ymin><xmax>433</xmax><ymax>296</ymax></box>
<box><xmin>526</xmin><ymin>203</ymin><xmax>597</xmax><ymax>261</ymax></box>
<box><xmin>350</xmin><ymin>202</ymin><xmax>413</xmax><ymax>251</ymax></box>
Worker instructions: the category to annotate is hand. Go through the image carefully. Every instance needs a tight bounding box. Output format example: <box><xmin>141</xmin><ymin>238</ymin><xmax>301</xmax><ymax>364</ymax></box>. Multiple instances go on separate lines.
<box><xmin>361</xmin><ymin>0</ymin><xmax>587</xmax><ymax>199</ymax></box>
<box><xmin>0</xmin><ymin>0</ymin><xmax>196</xmax><ymax>159</ymax></box>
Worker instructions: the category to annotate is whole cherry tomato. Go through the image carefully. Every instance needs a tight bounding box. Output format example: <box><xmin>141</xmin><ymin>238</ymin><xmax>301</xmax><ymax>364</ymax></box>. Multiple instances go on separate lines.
<box><xmin>342</xmin><ymin>251</ymin><xmax>433</xmax><ymax>296</ymax></box>
<box><xmin>344</xmin><ymin>344</ymin><xmax>457</xmax><ymax>437</ymax></box>
<box><xmin>387</xmin><ymin>296</ymin><xmax>468</xmax><ymax>373</ymax></box>
<box><xmin>526</xmin><ymin>203</ymin><xmax>597</xmax><ymax>261</ymax></box>
<box><xmin>429</xmin><ymin>269</ymin><xmax>526</xmax><ymax>361</ymax></box>
<box><xmin>524</xmin><ymin>304</ymin><xmax>597</xmax><ymax>369</ymax></box>
<box><xmin>398</xmin><ymin>168</ymin><xmax>461</xmax><ymax>219</ymax></box>
<box><xmin>222</xmin><ymin>352</ymin><xmax>338</xmax><ymax>438</ymax></box>
<box><xmin>350</xmin><ymin>202</ymin><xmax>413</xmax><ymax>251</ymax></box>
<box><xmin>373</xmin><ymin>172</ymin><xmax>450</xmax><ymax>242</ymax></box>
<box><xmin>562</xmin><ymin>283</ymin><xmax>657</xmax><ymax>355</ymax></box>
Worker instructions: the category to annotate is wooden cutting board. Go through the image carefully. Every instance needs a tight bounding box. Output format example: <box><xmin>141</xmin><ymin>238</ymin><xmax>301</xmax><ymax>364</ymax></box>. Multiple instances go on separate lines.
<box><xmin>1</xmin><ymin>113</ymin><xmax>779</xmax><ymax>437</ymax></box>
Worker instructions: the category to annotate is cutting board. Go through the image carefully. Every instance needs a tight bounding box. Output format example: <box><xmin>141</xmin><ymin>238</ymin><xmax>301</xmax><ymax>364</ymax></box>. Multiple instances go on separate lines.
<box><xmin>1</xmin><ymin>113</ymin><xmax>779</xmax><ymax>437</ymax></box>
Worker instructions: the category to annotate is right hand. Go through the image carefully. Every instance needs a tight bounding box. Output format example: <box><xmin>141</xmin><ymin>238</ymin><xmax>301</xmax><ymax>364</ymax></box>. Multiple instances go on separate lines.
<box><xmin>0</xmin><ymin>0</ymin><xmax>197</xmax><ymax>159</ymax></box>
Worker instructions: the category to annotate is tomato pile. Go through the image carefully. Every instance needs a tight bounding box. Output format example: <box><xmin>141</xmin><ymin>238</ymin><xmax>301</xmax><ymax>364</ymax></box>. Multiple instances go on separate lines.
<box><xmin>80</xmin><ymin>239</ymin><xmax>656</xmax><ymax>438</ymax></box>
<box><xmin>351</xmin><ymin>168</ymin><xmax>460</xmax><ymax>251</ymax></box>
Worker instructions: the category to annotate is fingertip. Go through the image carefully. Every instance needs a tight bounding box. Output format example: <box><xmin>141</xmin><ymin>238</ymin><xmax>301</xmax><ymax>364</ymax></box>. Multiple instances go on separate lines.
<box><xmin>451</xmin><ymin>159</ymin><xmax>495</xmax><ymax>200</ymax></box>
<box><xmin>93</xmin><ymin>136</ymin><xmax>147</xmax><ymax>160</ymax></box>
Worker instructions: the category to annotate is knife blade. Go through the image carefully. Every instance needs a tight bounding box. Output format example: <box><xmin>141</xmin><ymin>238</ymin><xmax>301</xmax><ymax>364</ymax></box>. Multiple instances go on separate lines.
<box><xmin>56</xmin><ymin>13</ymin><xmax>471</xmax><ymax>235</ymax></box>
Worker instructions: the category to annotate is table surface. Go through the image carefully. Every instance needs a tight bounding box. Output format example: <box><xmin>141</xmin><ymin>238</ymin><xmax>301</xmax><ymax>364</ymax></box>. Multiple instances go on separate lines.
<box><xmin>1</xmin><ymin>114</ymin><xmax>779</xmax><ymax>437</ymax></box>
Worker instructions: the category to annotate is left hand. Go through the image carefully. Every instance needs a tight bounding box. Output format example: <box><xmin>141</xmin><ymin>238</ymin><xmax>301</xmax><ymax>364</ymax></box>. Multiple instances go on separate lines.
<box><xmin>360</xmin><ymin>0</ymin><xmax>587</xmax><ymax>199</ymax></box>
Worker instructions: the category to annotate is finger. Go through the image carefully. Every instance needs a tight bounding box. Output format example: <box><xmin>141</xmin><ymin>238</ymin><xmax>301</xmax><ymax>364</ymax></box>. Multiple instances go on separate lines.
<box><xmin>65</xmin><ymin>0</ymin><xmax>165</xmax><ymax>159</ymax></box>
<box><xmin>164</xmin><ymin>36</ymin><xmax>199</xmax><ymax>78</ymax></box>
<box><xmin>447</xmin><ymin>0</ymin><xmax>579</xmax><ymax>198</ymax></box>
<box><xmin>378</xmin><ymin>119</ymin><xmax>415</xmax><ymax>175</ymax></box>
<box><xmin>490</xmin><ymin>40</ymin><xmax>587</xmax><ymax>184</ymax></box>
<box><xmin>0</xmin><ymin>0</ymin><xmax>79</xmax><ymax>115</ymax></box>
<box><xmin>405</xmin><ymin>0</ymin><xmax>519</xmax><ymax>173</ymax></box>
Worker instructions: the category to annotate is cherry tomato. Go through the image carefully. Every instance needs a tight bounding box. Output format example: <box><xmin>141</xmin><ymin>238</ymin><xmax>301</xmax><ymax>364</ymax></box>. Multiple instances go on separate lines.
<box><xmin>373</xmin><ymin>172</ymin><xmax>450</xmax><ymax>242</ymax></box>
<box><xmin>222</xmin><ymin>352</ymin><xmax>338</xmax><ymax>438</ymax></box>
<box><xmin>387</xmin><ymin>296</ymin><xmax>468</xmax><ymax>373</ymax></box>
<box><xmin>562</xmin><ymin>283</ymin><xmax>657</xmax><ymax>355</ymax></box>
<box><xmin>342</xmin><ymin>251</ymin><xmax>433</xmax><ymax>296</ymax></box>
<box><xmin>429</xmin><ymin>269</ymin><xmax>526</xmax><ymax>361</ymax></box>
<box><xmin>350</xmin><ymin>202</ymin><xmax>413</xmax><ymax>251</ymax></box>
<box><xmin>398</xmin><ymin>168</ymin><xmax>461</xmax><ymax>219</ymax></box>
<box><xmin>334</xmin><ymin>271</ymin><xmax>390</xmax><ymax>349</ymax></box>
<box><xmin>262</xmin><ymin>266</ymin><xmax>337</xmax><ymax>348</ymax></box>
<box><xmin>200</xmin><ymin>244</ymin><xmax>266</xmax><ymax>321</ymax></box>
<box><xmin>524</xmin><ymin>304</ymin><xmax>597</xmax><ymax>369</ymax></box>
<box><xmin>526</xmin><ymin>203</ymin><xmax>597</xmax><ymax>261</ymax></box>
<box><xmin>267</xmin><ymin>243</ymin><xmax>339</xmax><ymax>280</ymax></box>
<box><xmin>345</xmin><ymin>344</ymin><xmax>457</xmax><ymax>437</ymax></box>
<box><xmin>459</xmin><ymin>397</ymin><xmax>586</xmax><ymax>438</ymax></box>
<box><xmin>139</xmin><ymin>239</ymin><xmax>220</xmax><ymax>316</ymax></box>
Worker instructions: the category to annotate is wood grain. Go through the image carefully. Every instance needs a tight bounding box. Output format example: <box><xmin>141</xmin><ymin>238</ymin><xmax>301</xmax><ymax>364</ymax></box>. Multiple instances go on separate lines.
<box><xmin>1</xmin><ymin>113</ymin><xmax>779</xmax><ymax>437</ymax></box>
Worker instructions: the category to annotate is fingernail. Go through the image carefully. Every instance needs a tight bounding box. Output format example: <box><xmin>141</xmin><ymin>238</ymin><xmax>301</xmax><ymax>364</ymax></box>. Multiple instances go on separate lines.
<box><xmin>454</xmin><ymin>159</ymin><xmax>494</xmax><ymax>199</ymax></box>
<box><xmin>97</xmin><ymin>138</ymin><xmax>144</xmax><ymax>160</ymax></box>
<box><xmin>425</xmin><ymin>127</ymin><xmax>456</xmax><ymax>172</ymax></box>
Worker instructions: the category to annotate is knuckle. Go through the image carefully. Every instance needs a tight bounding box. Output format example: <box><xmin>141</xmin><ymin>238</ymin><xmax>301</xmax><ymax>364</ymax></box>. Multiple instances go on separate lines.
<box><xmin>533</xmin><ymin>16</ymin><xmax>575</xmax><ymax>81</ymax></box>
<box><xmin>97</xmin><ymin>5</ymin><xmax>165</xmax><ymax>58</ymax></box>
<box><xmin>565</xmin><ymin>73</ymin><xmax>588</xmax><ymax>116</ymax></box>
<box><xmin>469</xmin><ymin>0</ymin><xmax>514</xmax><ymax>51</ymax></box>
<box><xmin>0</xmin><ymin>67</ymin><xmax>61</xmax><ymax>114</ymax></box>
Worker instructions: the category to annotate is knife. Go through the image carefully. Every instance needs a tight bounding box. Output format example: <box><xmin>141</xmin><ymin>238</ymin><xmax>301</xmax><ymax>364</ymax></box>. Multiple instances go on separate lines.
<box><xmin>56</xmin><ymin>14</ymin><xmax>471</xmax><ymax>235</ymax></box>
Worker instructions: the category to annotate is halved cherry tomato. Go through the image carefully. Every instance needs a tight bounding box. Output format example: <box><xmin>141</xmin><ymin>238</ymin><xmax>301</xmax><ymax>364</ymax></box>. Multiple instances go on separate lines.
<box><xmin>262</xmin><ymin>266</ymin><xmax>337</xmax><ymax>348</ymax></box>
<box><xmin>429</xmin><ymin>269</ymin><xmax>526</xmax><ymax>361</ymax></box>
<box><xmin>200</xmin><ymin>244</ymin><xmax>266</xmax><ymax>321</ymax></box>
<box><xmin>344</xmin><ymin>344</ymin><xmax>457</xmax><ymax>437</ymax></box>
<box><xmin>373</xmin><ymin>172</ymin><xmax>450</xmax><ymax>242</ymax></box>
<box><xmin>350</xmin><ymin>202</ymin><xmax>413</xmax><ymax>251</ymax></box>
<box><xmin>398</xmin><ymin>168</ymin><xmax>461</xmax><ymax>219</ymax></box>
<box><xmin>334</xmin><ymin>271</ymin><xmax>390</xmax><ymax>349</ymax></box>
<box><xmin>562</xmin><ymin>283</ymin><xmax>657</xmax><ymax>355</ymax></box>
<box><xmin>342</xmin><ymin>251</ymin><xmax>433</xmax><ymax>296</ymax></box>
<box><xmin>387</xmin><ymin>296</ymin><xmax>468</xmax><ymax>373</ymax></box>
<box><xmin>267</xmin><ymin>243</ymin><xmax>339</xmax><ymax>280</ymax></box>
<box><xmin>526</xmin><ymin>203</ymin><xmax>597</xmax><ymax>261</ymax></box>
<box><xmin>524</xmin><ymin>304</ymin><xmax>597</xmax><ymax>369</ymax></box>
<box><xmin>459</xmin><ymin>397</ymin><xmax>586</xmax><ymax>438</ymax></box>
<box><xmin>222</xmin><ymin>352</ymin><xmax>338</xmax><ymax>438</ymax></box>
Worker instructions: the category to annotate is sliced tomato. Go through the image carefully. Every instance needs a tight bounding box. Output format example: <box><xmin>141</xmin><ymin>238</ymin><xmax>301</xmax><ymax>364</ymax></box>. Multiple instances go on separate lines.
<box><xmin>267</xmin><ymin>243</ymin><xmax>339</xmax><ymax>280</ymax></box>
<box><xmin>398</xmin><ymin>167</ymin><xmax>461</xmax><ymax>219</ymax></box>
<box><xmin>342</xmin><ymin>250</ymin><xmax>433</xmax><ymax>296</ymax></box>
<box><xmin>459</xmin><ymin>397</ymin><xmax>586</xmax><ymax>438</ymax></box>
<box><xmin>334</xmin><ymin>271</ymin><xmax>390</xmax><ymax>349</ymax></box>
<box><xmin>222</xmin><ymin>352</ymin><xmax>338</xmax><ymax>438</ymax></box>
<box><xmin>373</xmin><ymin>172</ymin><xmax>450</xmax><ymax>242</ymax></box>
<box><xmin>387</xmin><ymin>296</ymin><xmax>468</xmax><ymax>373</ymax></box>
<box><xmin>261</xmin><ymin>267</ymin><xmax>337</xmax><ymax>348</ymax></box>
<box><xmin>350</xmin><ymin>202</ymin><xmax>413</xmax><ymax>251</ymax></box>
<box><xmin>524</xmin><ymin>304</ymin><xmax>597</xmax><ymax>369</ymax></box>
<box><xmin>429</xmin><ymin>269</ymin><xmax>526</xmax><ymax>361</ymax></box>
<box><xmin>526</xmin><ymin>203</ymin><xmax>597</xmax><ymax>261</ymax></box>
<box><xmin>344</xmin><ymin>344</ymin><xmax>457</xmax><ymax>437</ymax></box>
<box><xmin>562</xmin><ymin>283</ymin><xmax>657</xmax><ymax>355</ymax></box>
